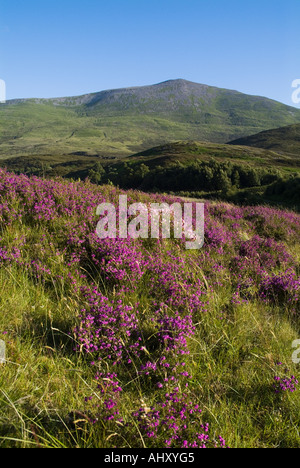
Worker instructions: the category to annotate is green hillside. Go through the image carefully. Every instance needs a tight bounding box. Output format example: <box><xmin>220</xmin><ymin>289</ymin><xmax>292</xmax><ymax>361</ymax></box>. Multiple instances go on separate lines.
<box><xmin>128</xmin><ymin>140</ymin><xmax>300</xmax><ymax>170</ymax></box>
<box><xmin>229</xmin><ymin>123</ymin><xmax>300</xmax><ymax>157</ymax></box>
<box><xmin>1</xmin><ymin>79</ymin><xmax>300</xmax><ymax>159</ymax></box>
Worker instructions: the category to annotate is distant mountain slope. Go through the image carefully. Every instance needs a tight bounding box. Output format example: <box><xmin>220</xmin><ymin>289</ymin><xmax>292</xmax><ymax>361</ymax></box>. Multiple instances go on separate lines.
<box><xmin>1</xmin><ymin>79</ymin><xmax>300</xmax><ymax>158</ymax></box>
<box><xmin>229</xmin><ymin>123</ymin><xmax>300</xmax><ymax>157</ymax></box>
<box><xmin>129</xmin><ymin>140</ymin><xmax>300</xmax><ymax>172</ymax></box>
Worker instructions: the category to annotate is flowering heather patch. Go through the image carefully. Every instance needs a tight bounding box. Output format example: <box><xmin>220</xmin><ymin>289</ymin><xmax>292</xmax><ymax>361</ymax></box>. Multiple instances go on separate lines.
<box><xmin>273</xmin><ymin>363</ymin><xmax>299</xmax><ymax>394</ymax></box>
<box><xmin>259</xmin><ymin>270</ymin><xmax>300</xmax><ymax>308</ymax></box>
<box><xmin>85</xmin><ymin>372</ymin><xmax>123</xmax><ymax>423</ymax></box>
<box><xmin>239</xmin><ymin>236</ymin><xmax>293</xmax><ymax>269</ymax></box>
<box><xmin>0</xmin><ymin>168</ymin><xmax>300</xmax><ymax>448</ymax></box>
<box><xmin>133</xmin><ymin>388</ymin><xmax>228</xmax><ymax>448</ymax></box>
<box><xmin>85</xmin><ymin>233</ymin><xmax>146</xmax><ymax>287</ymax></box>
<box><xmin>273</xmin><ymin>375</ymin><xmax>299</xmax><ymax>394</ymax></box>
<box><xmin>76</xmin><ymin>286</ymin><xmax>141</xmax><ymax>365</ymax></box>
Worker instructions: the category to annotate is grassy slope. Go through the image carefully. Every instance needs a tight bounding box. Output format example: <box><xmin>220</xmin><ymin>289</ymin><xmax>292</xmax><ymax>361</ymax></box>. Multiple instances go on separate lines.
<box><xmin>128</xmin><ymin>140</ymin><xmax>300</xmax><ymax>173</ymax></box>
<box><xmin>0</xmin><ymin>172</ymin><xmax>300</xmax><ymax>448</ymax></box>
<box><xmin>229</xmin><ymin>123</ymin><xmax>300</xmax><ymax>157</ymax></box>
<box><xmin>1</xmin><ymin>80</ymin><xmax>300</xmax><ymax>159</ymax></box>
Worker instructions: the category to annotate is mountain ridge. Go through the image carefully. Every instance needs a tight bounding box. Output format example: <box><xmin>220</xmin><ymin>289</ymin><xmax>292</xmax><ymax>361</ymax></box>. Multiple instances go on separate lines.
<box><xmin>4</xmin><ymin>79</ymin><xmax>298</xmax><ymax>109</ymax></box>
<box><xmin>1</xmin><ymin>79</ymin><xmax>300</xmax><ymax>158</ymax></box>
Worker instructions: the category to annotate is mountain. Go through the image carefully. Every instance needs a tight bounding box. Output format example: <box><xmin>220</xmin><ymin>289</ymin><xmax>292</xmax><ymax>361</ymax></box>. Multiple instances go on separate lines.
<box><xmin>1</xmin><ymin>79</ymin><xmax>300</xmax><ymax>158</ymax></box>
<box><xmin>229</xmin><ymin>123</ymin><xmax>300</xmax><ymax>157</ymax></box>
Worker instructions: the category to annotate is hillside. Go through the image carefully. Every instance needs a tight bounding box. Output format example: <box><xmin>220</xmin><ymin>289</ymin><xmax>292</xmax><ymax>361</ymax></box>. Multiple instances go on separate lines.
<box><xmin>2</xmin><ymin>140</ymin><xmax>300</xmax><ymax>211</ymax></box>
<box><xmin>2</xmin><ymin>140</ymin><xmax>296</xmax><ymax>178</ymax></box>
<box><xmin>1</xmin><ymin>79</ymin><xmax>300</xmax><ymax>159</ymax></box>
<box><xmin>229</xmin><ymin>123</ymin><xmax>300</xmax><ymax>157</ymax></box>
<box><xmin>0</xmin><ymin>170</ymin><xmax>300</xmax><ymax>448</ymax></box>
<box><xmin>129</xmin><ymin>140</ymin><xmax>300</xmax><ymax>170</ymax></box>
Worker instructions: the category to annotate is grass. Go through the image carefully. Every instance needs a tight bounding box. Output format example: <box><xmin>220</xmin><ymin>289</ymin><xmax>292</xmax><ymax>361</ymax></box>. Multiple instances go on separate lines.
<box><xmin>0</xmin><ymin>172</ymin><xmax>300</xmax><ymax>448</ymax></box>
<box><xmin>0</xmin><ymin>266</ymin><xmax>84</xmax><ymax>447</ymax></box>
<box><xmin>1</xmin><ymin>262</ymin><xmax>300</xmax><ymax>448</ymax></box>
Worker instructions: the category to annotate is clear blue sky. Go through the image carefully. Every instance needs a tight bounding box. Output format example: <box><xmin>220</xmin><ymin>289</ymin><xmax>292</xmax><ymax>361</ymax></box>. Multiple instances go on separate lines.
<box><xmin>0</xmin><ymin>0</ymin><xmax>299</xmax><ymax>106</ymax></box>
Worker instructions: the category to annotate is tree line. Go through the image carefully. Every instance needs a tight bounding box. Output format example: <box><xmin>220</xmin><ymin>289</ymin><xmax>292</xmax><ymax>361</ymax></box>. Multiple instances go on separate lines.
<box><xmin>88</xmin><ymin>159</ymin><xmax>282</xmax><ymax>193</ymax></box>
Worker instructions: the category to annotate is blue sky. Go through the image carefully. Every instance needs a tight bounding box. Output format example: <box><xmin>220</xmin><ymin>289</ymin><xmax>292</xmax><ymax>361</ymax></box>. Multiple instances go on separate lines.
<box><xmin>0</xmin><ymin>0</ymin><xmax>299</xmax><ymax>105</ymax></box>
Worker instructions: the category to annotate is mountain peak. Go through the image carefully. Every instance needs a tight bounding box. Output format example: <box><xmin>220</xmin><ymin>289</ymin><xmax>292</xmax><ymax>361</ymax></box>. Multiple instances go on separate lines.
<box><xmin>157</xmin><ymin>78</ymin><xmax>195</xmax><ymax>85</ymax></box>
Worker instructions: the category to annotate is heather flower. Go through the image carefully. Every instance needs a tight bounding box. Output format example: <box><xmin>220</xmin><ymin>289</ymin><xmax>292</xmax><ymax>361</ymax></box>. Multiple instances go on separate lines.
<box><xmin>273</xmin><ymin>375</ymin><xmax>299</xmax><ymax>394</ymax></box>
